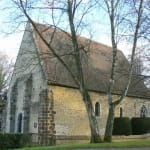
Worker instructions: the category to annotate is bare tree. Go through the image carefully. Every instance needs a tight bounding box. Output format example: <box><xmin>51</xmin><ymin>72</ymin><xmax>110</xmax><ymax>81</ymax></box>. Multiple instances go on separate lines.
<box><xmin>96</xmin><ymin>0</ymin><xmax>146</xmax><ymax>142</ymax></box>
<box><xmin>128</xmin><ymin>47</ymin><xmax>150</xmax><ymax>88</ymax></box>
<box><xmin>0</xmin><ymin>52</ymin><xmax>13</xmax><ymax>129</ymax></box>
<box><xmin>0</xmin><ymin>53</ymin><xmax>13</xmax><ymax>94</ymax></box>
<box><xmin>10</xmin><ymin>0</ymin><xmax>102</xmax><ymax>143</ymax></box>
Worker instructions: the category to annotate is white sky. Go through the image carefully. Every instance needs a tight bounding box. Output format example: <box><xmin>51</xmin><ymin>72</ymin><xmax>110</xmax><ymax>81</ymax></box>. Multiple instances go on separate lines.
<box><xmin>0</xmin><ymin>34</ymin><xmax>22</xmax><ymax>60</ymax></box>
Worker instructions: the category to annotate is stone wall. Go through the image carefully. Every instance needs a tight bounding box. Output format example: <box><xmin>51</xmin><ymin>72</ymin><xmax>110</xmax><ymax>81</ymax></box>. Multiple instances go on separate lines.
<box><xmin>115</xmin><ymin>96</ymin><xmax>150</xmax><ymax>118</ymax></box>
<box><xmin>49</xmin><ymin>85</ymin><xmax>150</xmax><ymax>145</ymax></box>
<box><xmin>9</xmin><ymin>82</ymin><xmax>18</xmax><ymax>133</ymax></box>
<box><xmin>38</xmin><ymin>89</ymin><xmax>55</xmax><ymax>145</ymax></box>
<box><xmin>113</xmin><ymin>133</ymin><xmax>150</xmax><ymax>141</ymax></box>
<box><xmin>50</xmin><ymin>85</ymin><xmax>108</xmax><ymax>144</ymax></box>
<box><xmin>5</xmin><ymin>22</ymin><xmax>47</xmax><ymax>135</ymax></box>
<box><xmin>0</xmin><ymin>98</ymin><xmax>6</xmax><ymax>133</ymax></box>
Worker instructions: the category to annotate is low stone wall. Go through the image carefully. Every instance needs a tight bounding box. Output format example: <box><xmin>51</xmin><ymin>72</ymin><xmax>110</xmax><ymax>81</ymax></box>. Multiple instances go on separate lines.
<box><xmin>56</xmin><ymin>135</ymin><xmax>90</xmax><ymax>145</ymax></box>
<box><xmin>56</xmin><ymin>134</ymin><xmax>150</xmax><ymax>145</ymax></box>
<box><xmin>113</xmin><ymin>133</ymin><xmax>150</xmax><ymax>141</ymax></box>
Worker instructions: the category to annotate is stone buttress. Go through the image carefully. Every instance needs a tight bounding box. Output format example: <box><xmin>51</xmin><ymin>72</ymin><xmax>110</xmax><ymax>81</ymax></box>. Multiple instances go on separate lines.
<box><xmin>38</xmin><ymin>89</ymin><xmax>56</xmax><ymax>145</ymax></box>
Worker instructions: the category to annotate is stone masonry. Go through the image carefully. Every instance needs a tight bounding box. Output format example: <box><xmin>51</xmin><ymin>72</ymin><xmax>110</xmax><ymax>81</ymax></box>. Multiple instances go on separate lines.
<box><xmin>9</xmin><ymin>82</ymin><xmax>18</xmax><ymax>133</ymax></box>
<box><xmin>38</xmin><ymin>89</ymin><xmax>56</xmax><ymax>145</ymax></box>
<box><xmin>23</xmin><ymin>76</ymin><xmax>32</xmax><ymax>133</ymax></box>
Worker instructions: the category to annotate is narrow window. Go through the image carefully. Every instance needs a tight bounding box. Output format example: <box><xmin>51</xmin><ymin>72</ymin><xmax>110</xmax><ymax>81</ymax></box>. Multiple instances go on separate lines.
<box><xmin>140</xmin><ymin>105</ymin><xmax>147</xmax><ymax>118</ymax></box>
<box><xmin>17</xmin><ymin>113</ymin><xmax>23</xmax><ymax>133</ymax></box>
<box><xmin>95</xmin><ymin>102</ymin><xmax>100</xmax><ymax>117</ymax></box>
<box><xmin>120</xmin><ymin>107</ymin><xmax>123</xmax><ymax>117</ymax></box>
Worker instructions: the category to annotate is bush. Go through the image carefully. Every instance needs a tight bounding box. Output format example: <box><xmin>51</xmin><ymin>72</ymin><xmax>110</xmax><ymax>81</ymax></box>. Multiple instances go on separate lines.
<box><xmin>131</xmin><ymin>118</ymin><xmax>150</xmax><ymax>135</ymax></box>
<box><xmin>0</xmin><ymin>133</ymin><xmax>31</xmax><ymax>149</ymax></box>
<box><xmin>113</xmin><ymin>117</ymin><xmax>132</xmax><ymax>136</ymax></box>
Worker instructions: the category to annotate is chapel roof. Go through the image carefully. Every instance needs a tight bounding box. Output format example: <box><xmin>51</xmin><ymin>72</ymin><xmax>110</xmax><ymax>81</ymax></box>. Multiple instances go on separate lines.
<box><xmin>32</xmin><ymin>23</ymin><xmax>150</xmax><ymax>98</ymax></box>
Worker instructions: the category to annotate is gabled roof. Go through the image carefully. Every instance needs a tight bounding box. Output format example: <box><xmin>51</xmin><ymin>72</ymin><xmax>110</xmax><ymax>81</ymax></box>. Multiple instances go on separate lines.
<box><xmin>31</xmin><ymin>23</ymin><xmax>150</xmax><ymax>98</ymax></box>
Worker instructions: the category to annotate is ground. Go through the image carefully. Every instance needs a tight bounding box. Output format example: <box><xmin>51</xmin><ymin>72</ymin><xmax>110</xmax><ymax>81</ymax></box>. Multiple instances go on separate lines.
<box><xmin>75</xmin><ymin>148</ymin><xmax>150</xmax><ymax>150</ymax></box>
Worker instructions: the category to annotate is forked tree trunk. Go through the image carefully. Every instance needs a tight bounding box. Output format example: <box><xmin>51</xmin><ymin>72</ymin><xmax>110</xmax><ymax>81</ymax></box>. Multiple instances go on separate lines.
<box><xmin>104</xmin><ymin>103</ymin><xmax>116</xmax><ymax>142</ymax></box>
<box><xmin>67</xmin><ymin>0</ymin><xmax>102</xmax><ymax>143</ymax></box>
<box><xmin>81</xmin><ymin>89</ymin><xmax>102</xmax><ymax>143</ymax></box>
<box><xmin>103</xmin><ymin>0</ymin><xmax>144</xmax><ymax>143</ymax></box>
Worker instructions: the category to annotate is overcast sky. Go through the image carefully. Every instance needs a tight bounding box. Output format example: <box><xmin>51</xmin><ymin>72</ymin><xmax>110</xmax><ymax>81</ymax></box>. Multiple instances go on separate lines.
<box><xmin>0</xmin><ymin>34</ymin><xmax>22</xmax><ymax>60</ymax></box>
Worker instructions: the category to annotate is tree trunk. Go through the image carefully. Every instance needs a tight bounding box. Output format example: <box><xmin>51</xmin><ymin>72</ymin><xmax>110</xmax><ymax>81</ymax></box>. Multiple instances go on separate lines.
<box><xmin>67</xmin><ymin>0</ymin><xmax>102</xmax><ymax>143</ymax></box>
<box><xmin>81</xmin><ymin>89</ymin><xmax>102</xmax><ymax>143</ymax></box>
<box><xmin>104</xmin><ymin>103</ymin><xmax>115</xmax><ymax>142</ymax></box>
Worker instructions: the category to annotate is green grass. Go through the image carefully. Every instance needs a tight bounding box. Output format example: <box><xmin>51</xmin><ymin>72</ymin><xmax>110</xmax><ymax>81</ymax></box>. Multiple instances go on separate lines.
<box><xmin>10</xmin><ymin>139</ymin><xmax>150</xmax><ymax>150</ymax></box>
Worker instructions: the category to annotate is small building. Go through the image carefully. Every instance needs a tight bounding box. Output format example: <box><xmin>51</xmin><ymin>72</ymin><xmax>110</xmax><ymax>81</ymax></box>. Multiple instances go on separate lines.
<box><xmin>5</xmin><ymin>22</ymin><xmax>150</xmax><ymax>145</ymax></box>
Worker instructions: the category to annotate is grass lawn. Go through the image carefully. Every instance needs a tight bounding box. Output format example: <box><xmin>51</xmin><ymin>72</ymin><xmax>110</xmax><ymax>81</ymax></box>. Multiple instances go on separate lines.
<box><xmin>10</xmin><ymin>139</ymin><xmax>150</xmax><ymax>150</ymax></box>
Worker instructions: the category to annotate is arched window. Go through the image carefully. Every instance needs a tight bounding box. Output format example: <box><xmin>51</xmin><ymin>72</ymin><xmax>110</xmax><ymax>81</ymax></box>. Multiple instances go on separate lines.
<box><xmin>17</xmin><ymin>113</ymin><xmax>23</xmax><ymax>133</ymax></box>
<box><xmin>120</xmin><ymin>107</ymin><xmax>123</xmax><ymax>117</ymax></box>
<box><xmin>140</xmin><ymin>105</ymin><xmax>147</xmax><ymax>118</ymax></box>
<box><xmin>95</xmin><ymin>102</ymin><xmax>100</xmax><ymax>117</ymax></box>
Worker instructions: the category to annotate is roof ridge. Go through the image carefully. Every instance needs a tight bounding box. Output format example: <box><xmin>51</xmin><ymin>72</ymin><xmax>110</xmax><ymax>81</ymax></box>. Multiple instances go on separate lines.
<box><xmin>32</xmin><ymin>21</ymin><xmax>117</xmax><ymax>52</ymax></box>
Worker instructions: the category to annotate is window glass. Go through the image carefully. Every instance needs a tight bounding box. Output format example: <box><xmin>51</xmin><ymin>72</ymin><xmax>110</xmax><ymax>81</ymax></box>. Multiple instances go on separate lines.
<box><xmin>120</xmin><ymin>107</ymin><xmax>123</xmax><ymax>117</ymax></box>
<box><xmin>95</xmin><ymin>102</ymin><xmax>100</xmax><ymax>117</ymax></box>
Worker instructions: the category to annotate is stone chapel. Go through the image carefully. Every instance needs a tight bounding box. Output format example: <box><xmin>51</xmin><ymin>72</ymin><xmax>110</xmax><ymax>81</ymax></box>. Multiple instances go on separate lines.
<box><xmin>5</xmin><ymin>22</ymin><xmax>150</xmax><ymax>145</ymax></box>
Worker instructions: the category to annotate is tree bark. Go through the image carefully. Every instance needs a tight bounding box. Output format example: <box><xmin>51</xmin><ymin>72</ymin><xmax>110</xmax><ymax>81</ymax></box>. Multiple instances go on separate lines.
<box><xmin>103</xmin><ymin>0</ymin><xmax>144</xmax><ymax>143</ymax></box>
<box><xmin>81</xmin><ymin>89</ymin><xmax>102</xmax><ymax>143</ymax></box>
<box><xmin>104</xmin><ymin>103</ymin><xmax>115</xmax><ymax>142</ymax></box>
<box><xmin>67</xmin><ymin>0</ymin><xmax>102</xmax><ymax>143</ymax></box>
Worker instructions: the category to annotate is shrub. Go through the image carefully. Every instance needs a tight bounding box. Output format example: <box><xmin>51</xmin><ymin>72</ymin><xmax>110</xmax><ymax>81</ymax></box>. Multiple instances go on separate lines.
<box><xmin>113</xmin><ymin>117</ymin><xmax>132</xmax><ymax>136</ymax></box>
<box><xmin>0</xmin><ymin>133</ymin><xmax>31</xmax><ymax>149</ymax></box>
<box><xmin>131</xmin><ymin>117</ymin><xmax>150</xmax><ymax>135</ymax></box>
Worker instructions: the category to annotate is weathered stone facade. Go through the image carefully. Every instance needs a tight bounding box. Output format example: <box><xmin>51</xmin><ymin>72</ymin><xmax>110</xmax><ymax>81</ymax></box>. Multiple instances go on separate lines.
<box><xmin>49</xmin><ymin>85</ymin><xmax>150</xmax><ymax>144</ymax></box>
<box><xmin>5</xmin><ymin>23</ymin><xmax>47</xmax><ymax>144</ymax></box>
<box><xmin>0</xmin><ymin>101</ymin><xmax>6</xmax><ymax>132</ymax></box>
